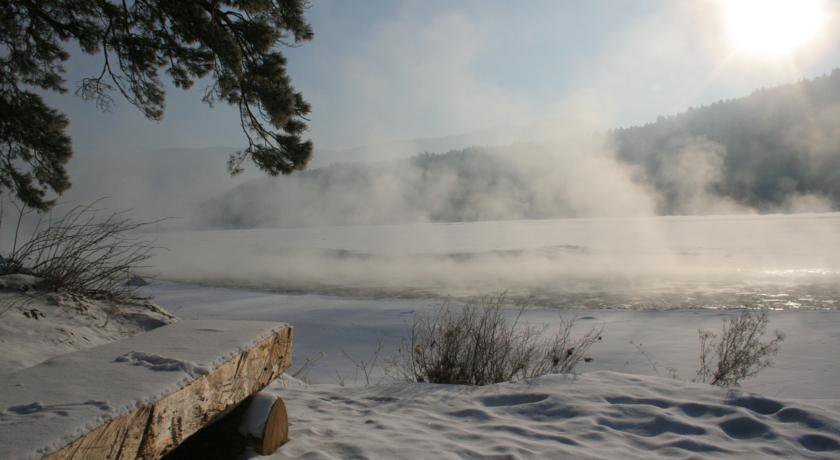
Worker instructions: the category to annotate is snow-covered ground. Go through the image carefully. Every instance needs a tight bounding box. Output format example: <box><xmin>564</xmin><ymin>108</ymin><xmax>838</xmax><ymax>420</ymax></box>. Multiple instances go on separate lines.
<box><xmin>261</xmin><ymin>373</ymin><xmax>840</xmax><ymax>459</ymax></box>
<box><xmin>3</xmin><ymin>213</ymin><xmax>840</xmax><ymax>458</ymax></box>
<box><xmin>145</xmin><ymin>281</ymin><xmax>840</xmax><ymax>400</ymax></box>
<box><xmin>142</xmin><ymin>281</ymin><xmax>840</xmax><ymax>458</ymax></box>
<box><xmin>0</xmin><ymin>275</ymin><xmax>174</xmax><ymax>374</ymax></box>
<box><xmin>4</xmin><ymin>278</ymin><xmax>838</xmax><ymax>458</ymax></box>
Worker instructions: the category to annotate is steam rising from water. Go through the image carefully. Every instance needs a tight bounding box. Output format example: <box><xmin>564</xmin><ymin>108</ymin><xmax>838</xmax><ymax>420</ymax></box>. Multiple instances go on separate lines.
<box><xmin>149</xmin><ymin>213</ymin><xmax>840</xmax><ymax>310</ymax></box>
<box><xmin>5</xmin><ymin>2</ymin><xmax>834</xmax><ymax>312</ymax></box>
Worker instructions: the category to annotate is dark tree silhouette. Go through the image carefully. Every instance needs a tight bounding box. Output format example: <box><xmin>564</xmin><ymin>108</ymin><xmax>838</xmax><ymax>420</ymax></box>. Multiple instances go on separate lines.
<box><xmin>0</xmin><ymin>0</ymin><xmax>314</xmax><ymax>210</ymax></box>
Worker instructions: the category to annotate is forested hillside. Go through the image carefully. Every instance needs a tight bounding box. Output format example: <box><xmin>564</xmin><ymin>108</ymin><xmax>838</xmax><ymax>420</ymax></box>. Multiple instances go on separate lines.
<box><xmin>612</xmin><ymin>69</ymin><xmax>840</xmax><ymax>214</ymax></box>
<box><xmin>199</xmin><ymin>70</ymin><xmax>840</xmax><ymax>228</ymax></box>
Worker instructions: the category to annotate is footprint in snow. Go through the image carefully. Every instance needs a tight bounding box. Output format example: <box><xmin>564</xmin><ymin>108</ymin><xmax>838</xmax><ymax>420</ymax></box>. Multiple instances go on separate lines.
<box><xmin>726</xmin><ymin>395</ymin><xmax>784</xmax><ymax>415</ymax></box>
<box><xmin>480</xmin><ymin>393</ymin><xmax>549</xmax><ymax>407</ymax></box>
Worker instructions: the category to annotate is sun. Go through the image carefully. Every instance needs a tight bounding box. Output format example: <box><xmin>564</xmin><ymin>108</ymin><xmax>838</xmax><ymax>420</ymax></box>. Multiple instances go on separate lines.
<box><xmin>722</xmin><ymin>0</ymin><xmax>828</xmax><ymax>58</ymax></box>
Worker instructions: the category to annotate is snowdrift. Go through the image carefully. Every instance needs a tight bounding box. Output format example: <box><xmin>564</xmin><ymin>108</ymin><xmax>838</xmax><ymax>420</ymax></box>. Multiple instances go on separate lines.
<box><xmin>266</xmin><ymin>372</ymin><xmax>840</xmax><ymax>459</ymax></box>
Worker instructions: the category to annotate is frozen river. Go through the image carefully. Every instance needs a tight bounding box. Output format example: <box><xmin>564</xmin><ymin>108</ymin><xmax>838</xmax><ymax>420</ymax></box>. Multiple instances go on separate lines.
<box><xmin>149</xmin><ymin>213</ymin><xmax>840</xmax><ymax>310</ymax></box>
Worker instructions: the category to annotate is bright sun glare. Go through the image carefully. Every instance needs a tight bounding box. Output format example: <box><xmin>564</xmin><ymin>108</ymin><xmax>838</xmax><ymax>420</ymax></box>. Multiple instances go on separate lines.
<box><xmin>723</xmin><ymin>0</ymin><xmax>827</xmax><ymax>58</ymax></box>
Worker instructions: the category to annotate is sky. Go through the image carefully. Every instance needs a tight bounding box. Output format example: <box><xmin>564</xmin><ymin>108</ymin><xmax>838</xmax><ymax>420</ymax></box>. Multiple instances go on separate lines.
<box><xmin>44</xmin><ymin>0</ymin><xmax>840</xmax><ymax>158</ymax></box>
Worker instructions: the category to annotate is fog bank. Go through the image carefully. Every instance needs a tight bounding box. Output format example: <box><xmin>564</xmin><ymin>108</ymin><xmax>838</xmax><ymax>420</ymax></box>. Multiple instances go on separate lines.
<box><xmin>148</xmin><ymin>213</ymin><xmax>840</xmax><ymax>309</ymax></box>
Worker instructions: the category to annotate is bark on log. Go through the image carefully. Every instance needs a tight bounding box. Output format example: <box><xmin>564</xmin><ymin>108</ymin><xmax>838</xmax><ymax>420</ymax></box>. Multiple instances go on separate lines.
<box><xmin>0</xmin><ymin>321</ymin><xmax>293</xmax><ymax>460</ymax></box>
<box><xmin>0</xmin><ymin>320</ymin><xmax>292</xmax><ymax>459</ymax></box>
<box><xmin>45</xmin><ymin>327</ymin><xmax>292</xmax><ymax>460</ymax></box>
<box><xmin>163</xmin><ymin>393</ymin><xmax>289</xmax><ymax>459</ymax></box>
<box><xmin>258</xmin><ymin>396</ymin><xmax>289</xmax><ymax>455</ymax></box>
<box><xmin>37</xmin><ymin>322</ymin><xmax>293</xmax><ymax>460</ymax></box>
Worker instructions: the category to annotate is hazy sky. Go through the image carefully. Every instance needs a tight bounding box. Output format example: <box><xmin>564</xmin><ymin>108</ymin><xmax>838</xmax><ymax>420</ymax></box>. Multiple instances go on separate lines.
<box><xmin>46</xmin><ymin>0</ymin><xmax>840</xmax><ymax>157</ymax></box>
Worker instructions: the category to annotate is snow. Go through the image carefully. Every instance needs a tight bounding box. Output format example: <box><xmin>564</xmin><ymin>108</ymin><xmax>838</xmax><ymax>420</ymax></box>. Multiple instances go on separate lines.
<box><xmin>0</xmin><ymin>290</ymin><xmax>175</xmax><ymax>374</ymax></box>
<box><xmin>114</xmin><ymin>351</ymin><xmax>210</xmax><ymax>378</ymax></box>
<box><xmin>144</xmin><ymin>281</ymin><xmax>840</xmax><ymax>400</ymax></box>
<box><xmin>3</xmin><ymin>212</ymin><xmax>840</xmax><ymax>458</ymax></box>
<box><xmin>2</xmin><ymin>280</ymin><xmax>839</xmax><ymax>458</ymax></box>
<box><xmin>259</xmin><ymin>372</ymin><xmax>840</xmax><ymax>458</ymax></box>
<box><xmin>0</xmin><ymin>274</ymin><xmax>42</xmax><ymax>291</ymax></box>
<box><xmin>0</xmin><ymin>320</ymin><xmax>289</xmax><ymax>460</ymax></box>
<box><xmin>142</xmin><ymin>281</ymin><xmax>840</xmax><ymax>458</ymax></box>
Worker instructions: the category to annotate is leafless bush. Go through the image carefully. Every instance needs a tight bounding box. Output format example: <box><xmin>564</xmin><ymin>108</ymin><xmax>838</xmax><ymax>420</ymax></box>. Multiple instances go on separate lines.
<box><xmin>630</xmin><ymin>340</ymin><xmax>680</xmax><ymax>379</ymax></box>
<box><xmin>695</xmin><ymin>310</ymin><xmax>784</xmax><ymax>387</ymax></box>
<box><xmin>341</xmin><ymin>337</ymin><xmax>386</xmax><ymax>386</ymax></box>
<box><xmin>1</xmin><ymin>200</ymin><xmax>158</xmax><ymax>301</ymax></box>
<box><xmin>290</xmin><ymin>351</ymin><xmax>326</xmax><ymax>384</ymax></box>
<box><xmin>401</xmin><ymin>293</ymin><xmax>602</xmax><ymax>385</ymax></box>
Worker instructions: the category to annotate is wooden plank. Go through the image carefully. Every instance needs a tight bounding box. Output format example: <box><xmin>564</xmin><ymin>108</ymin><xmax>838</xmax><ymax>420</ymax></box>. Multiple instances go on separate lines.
<box><xmin>0</xmin><ymin>320</ymin><xmax>293</xmax><ymax>460</ymax></box>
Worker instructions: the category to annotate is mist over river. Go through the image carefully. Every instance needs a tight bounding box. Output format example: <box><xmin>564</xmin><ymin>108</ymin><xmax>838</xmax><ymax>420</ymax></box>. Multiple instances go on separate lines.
<box><xmin>149</xmin><ymin>213</ymin><xmax>840</xmax><ymax>310</ymax></box>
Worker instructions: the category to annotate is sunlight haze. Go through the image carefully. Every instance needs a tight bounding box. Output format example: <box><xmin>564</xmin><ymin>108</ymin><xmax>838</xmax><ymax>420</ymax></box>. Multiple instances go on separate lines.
<box><xmin>48</xmin><ymin>0</ymin><xmax>840</xmax><ymax>154</ymax></box>
<box><xmin>3</xmin><ymin>2</ymin><xmax>840</xmax><ymax>458</ymax></box>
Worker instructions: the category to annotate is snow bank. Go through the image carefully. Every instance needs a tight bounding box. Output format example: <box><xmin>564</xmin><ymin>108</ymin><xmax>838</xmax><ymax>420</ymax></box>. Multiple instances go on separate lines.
<box><xmin>0</xmin><ymin>290</ymin><xmax>175</xmax><ymax>374</ymax></box>
<box><xmin>0</xmin><ymin>274</ymin><xmax>42</xmax><ymax>291</ymax></box>
<box><xmin>263</xmin><ymin>371</ymin><xmax>840</xmax><ymax>459</ymax></box>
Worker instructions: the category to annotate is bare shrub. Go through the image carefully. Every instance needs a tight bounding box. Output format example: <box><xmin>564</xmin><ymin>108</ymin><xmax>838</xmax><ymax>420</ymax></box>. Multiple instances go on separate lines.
<box><xmin>340</xmin><ymin>337</ymin><xmax>386</xmax><ymax>386</ymax></box>
<box><xmin>290</xmin><ymin>351</ymin><xmax>326</xmax><ymax>384</ymax></box>
<box><xmin>1</xmin><ymin>200</ymin><xmax>158</xmax><ymax>301</ymax></box>
<box><xmin>695</xmin><ymin>310</ymin><xmax>784</xmax><ymax>387</ymax></box>
<box><xmin>401</xmin><ymin>293</ymin><xmax>602</xmax><ymax>385</ymax></box>
<box><xmin>630</xmin><ymin>340</ymin><xmax>679</xmax><ymax>379</ymax></box>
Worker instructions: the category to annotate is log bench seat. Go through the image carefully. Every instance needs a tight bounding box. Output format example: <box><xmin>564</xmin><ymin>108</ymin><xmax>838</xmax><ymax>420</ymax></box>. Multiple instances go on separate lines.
<box><xmin>0</xmin><ymin>320</ymin><xmax>293</xmax><ymax>459</ymax></box>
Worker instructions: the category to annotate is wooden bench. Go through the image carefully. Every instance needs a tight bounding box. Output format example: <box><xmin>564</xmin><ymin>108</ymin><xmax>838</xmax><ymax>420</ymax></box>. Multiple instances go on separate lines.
<box><xmin>0</xmin><ymin>320</ymin><xmax>293</xmax><ymax>459</ymax></box>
